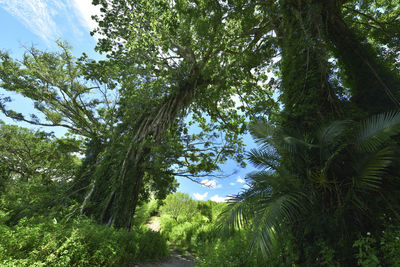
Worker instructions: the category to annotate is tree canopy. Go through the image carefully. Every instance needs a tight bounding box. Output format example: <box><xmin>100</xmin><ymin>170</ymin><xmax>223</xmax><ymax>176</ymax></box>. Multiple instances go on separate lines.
<box><xmin>1</xmin><ymin>0</ymin><xmax>400</xmax><ymax>264</ymax></box>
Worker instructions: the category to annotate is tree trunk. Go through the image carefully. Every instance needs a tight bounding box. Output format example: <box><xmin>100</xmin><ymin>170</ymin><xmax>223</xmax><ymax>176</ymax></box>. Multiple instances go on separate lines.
<box><xmin>322</xmin><ymin>0</ymin><xmax>400</xmax><ymax>116</ymax></box>
<box><xmin>278</xmin><ymin>0</ymin><xmax>341</xmax><ymax>134</ymax></box>
<box><xmin>71</xmin><ymin>136</ymin><xmax>104</xmax><ymax>203</ymax></box>
<box><xmin>82</xmin><ymin>78</ymin><xmax>198</xmax><ymax>229</ymax></box>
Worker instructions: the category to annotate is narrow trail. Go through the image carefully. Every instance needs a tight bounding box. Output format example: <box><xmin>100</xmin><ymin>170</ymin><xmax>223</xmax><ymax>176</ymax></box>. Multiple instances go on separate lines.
<box><xmin>146</xmin><ymin>216</ymin><xmax>161</xmax><ymax>232</ymax></box>
<box><xmin>132</xmin><ymin>217</ymin><xmax>196</xmax><ymax>267</ymax></box>
<box><xmin>133</xmin><ymin>250</ymin><xmax>194</xmax><ymax>267</ymax></box>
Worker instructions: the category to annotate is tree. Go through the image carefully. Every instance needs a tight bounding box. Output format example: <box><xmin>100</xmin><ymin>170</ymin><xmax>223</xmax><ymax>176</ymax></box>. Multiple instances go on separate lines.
<box><xmin>0</xmin><ymin>42</ymin><xmax>118</xmax><ymax>139</ymax></box>
<box><xmin>2</xmin><ymin>0</ymin><xmax>398</xmax><ymax>239</ymax></box>
<box><xmin>79</xmin><ymin>0</ymin><xmax>277</xmax><ymax>229</ymax></box>
<box><xmin>228</xmin><ymin>113</ymin><xmax>400</xmax><ymax>264</ymax></box>
<box><xmin>0</xmin><ymin>121</ymin><xmax>80</xmax><ymax>184</ymax></box>
<box><xmin>221</xmin><ymin>0</ymin><xmax>400</xmax><ymax>264</ymax></box>
<box><xmin>322</xmin><ymin>0</ymin><xmax>400</xmax><ymax>115</ymax></box>
<box><xmin>0</xmin><ymin>42</ymin><xmax>123</xmax><ymax>206</ymax></box>
<box><xmin>0</xmin><ymin>121</ymin><xmax>82</xmax><ymax>223</ymax></box>
<box><xmin>160</xmin><ymin>192</ymin><xmax>197</xmax><ymax>221</ymax></box>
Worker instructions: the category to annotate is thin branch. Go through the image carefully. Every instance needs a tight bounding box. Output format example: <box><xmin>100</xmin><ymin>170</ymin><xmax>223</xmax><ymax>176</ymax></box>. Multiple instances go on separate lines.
<box><xmin>0</xmin><ymin>105</ymin><xmax>84</xmax><ymax>134</ymax></box>
<box><xmin>345</xmin><ymin>7</ymin><xmax>392</xmax><ymax>36</ymax></box>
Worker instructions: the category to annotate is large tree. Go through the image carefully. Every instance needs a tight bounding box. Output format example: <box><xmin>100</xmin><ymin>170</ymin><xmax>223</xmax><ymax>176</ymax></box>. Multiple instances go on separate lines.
<box><xmin>68</xmin><ymin>0</ymin><xmax>400</xmax><ymax>230</ymax></box>
<box><xmin>0</xmin><ymin>42</ymin><xmax>122</xmax><ymax>204</ymax></box>
<box><xmin>0</xmin><ymin>1</ymin><xmax>277</xmax><ymax>229</ymax></box>
<box><xmin>226</xmin><ymin>0</ymin><xmax>400</xmax><ymax>264</ymax></box>
<box><xmin>78</xmin><ymin>0</ymin><xmax>277</xmax><ymax>229</ymax></box>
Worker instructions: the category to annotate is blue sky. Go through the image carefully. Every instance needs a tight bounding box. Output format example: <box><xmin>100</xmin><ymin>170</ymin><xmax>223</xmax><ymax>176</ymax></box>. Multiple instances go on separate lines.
<box><xmin>0</xmin><ymin>0</ymin><xmax>257</xmax><ymax>202</ymax></box>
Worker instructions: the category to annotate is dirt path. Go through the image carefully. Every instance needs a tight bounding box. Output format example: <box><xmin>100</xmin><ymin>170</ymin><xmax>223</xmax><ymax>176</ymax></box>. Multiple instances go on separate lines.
<box><xmin>133</xmin><ymin>249</ymin><xmax>195</xmax><ymax>267</ymax></box>
<box><xmin>146</xmin><ymin>216</ymin><xmax>161</xmax><ymax>232</ymax></box>
<box><xmin>132</xmin><ymin>217</ymin><xmax>196</xmax><ymax>267</ymax></box>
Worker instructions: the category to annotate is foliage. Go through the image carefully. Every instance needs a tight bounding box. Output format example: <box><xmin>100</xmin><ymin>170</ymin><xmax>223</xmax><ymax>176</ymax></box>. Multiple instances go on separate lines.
<box><xmin>0</xmin><ymin>122</ymin><xmax>81</xmax><ymax>223</ymax></box>
<box><xmin>132</xmin><ymin>199</ymin><xmax>159</xmax><ymax>227</ymax></box>
<box><xmin>159</xmin><ymin>192</ymin><xmax>197</xmax><ymax>221</ymax></box>
<box><xmin>0</xmin><ymin>121</ymin><xmax>169</xmax><ymax>266</ymax></box>
<box><xmin>0</xmin><ymin>42</ymin><xmax>117</xmax><ymax>138</ymax></box>
<box><xmin>197</xmin><ymin>231</ymin><xmax>265</xmax><ymax>267</ymax></box>
<box><xmin>1</xmin><ymin>0</ymin><xmax>400</xmax><ymax>265</ymax></box>
<box><xmin>226</xmin><ymin>112</ymin><xmax>400</xmax><ymax>264</ymax></box>
<box><xmin>159</xmin><ymin>193</ymin><xmax>222</xmax><ymax>251</ymax></box>
<box><xmin>0</xmin><ymin>181</ymin><xmax>73</xmax><ymax>225</ymax></box>
<box><xmin>380</xmin><ymin>227</ymin><xmax>400</xmax><ymax>266</ymax></box>
<box><xmin>352</xmin><ymin>222</ymin><xmax>400</xmax><ymax>267</ymax></box>
<box><xmin>0</xmin><ymin>121</ymin><xmax>81</xmax><ymax>183</ymax></box>
<box><xmin>158</xmin><ymin>193</ymin><xmax>267</xmax><ymax>266</ymax></box>
<box><xmin>334</xmin><ymin>0</ymin><xmax>400</xmax><ymax>115</ymax></box>
<box><xmin>0</xmin><ymin>213</ymin><xmax>169</xmax><ymax>266</ymax></box>
<box><xmin>0</xmin><ymin>42</ymin><xmax>120</xmax><ymax>208</ymax></box>
<box><xmin>80</xmin><ymin>0</ymin><xmax>280</xmax><ymax>228</ymax></box>
<box><xmin>353</xmin><ymin>235</ymin><xmax>381</xmax><ymax>267</ymax></box>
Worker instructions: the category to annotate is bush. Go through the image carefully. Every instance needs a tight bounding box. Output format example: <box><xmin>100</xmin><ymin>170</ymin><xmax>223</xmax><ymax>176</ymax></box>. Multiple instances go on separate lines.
<box><xmin>160</xmin><ymin>193</ymin><xmax>197</xmax><ymax>221</ymax></box>
<box><xmin>197</xmin><ymin>231</ymin><xmax>265</xmax><ymax>267</ymax></box>
<box><xmin>353</xmin><ymin>225</ymin><xmax>400</xmax><ymax>267</ymax></box>
<box><xmin>0</xmin><ymin>213</ymin><xmax>169</xmax><ymax>266</ymax></box>
<box><xmin>159</xmin><ymin>211</ymin><xmax>216</xmax><ymax>252</ymax></box>
<box><xmin>133</xmin><ymin>199</ymin><xmax>159</xmax><ymax>226</ymax></box>
<box><xmin>158</xmin><ymin>193</ymin><xmax>268</xmax><ymax>266</ymax></box>
<box><xmin>191</xmin><ymin>224</ymin><xmax>218</xmax><ymax>245</ymax></box>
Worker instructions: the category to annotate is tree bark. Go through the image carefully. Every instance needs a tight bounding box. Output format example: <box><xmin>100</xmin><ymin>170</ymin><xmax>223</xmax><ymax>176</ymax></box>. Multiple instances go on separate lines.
<box><xmin>82</xmin><ymin>76</ymin><xmax>199</xmax><ymax>229</ymax></box>
<box><xmin>278</xmin><ymin>0</ymin><xmax>341</xmax><ymax>133</ymax></box>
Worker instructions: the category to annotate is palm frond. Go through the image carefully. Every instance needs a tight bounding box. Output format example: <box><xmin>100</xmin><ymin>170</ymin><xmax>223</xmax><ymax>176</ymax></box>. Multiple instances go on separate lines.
<box><xmin>224</xmin><ymin>165</ymin><xmax>312</xmax><ymax>258</ymax></box>
<box><xmin>257</xmin><ymin>226</ymin><xmax>277</xmax><ymax>257</ymax></box>
<box><xmin>225</xmin><ymin>111</ymin><xmax>400</xmax><ymax>261</ymax></box>
<box><xmin>280</xmin><ymin>135</ymin><xmax>314</xmax><ymax>154</ymax></box>
<box><xmin>308</xmin><ymin>169</ymin><xmax>334</xmax><ymax>190</ymax></box>
<box><xmin>223</xmin><ymin>199</ymin><xmax>249</xmax><ymax>230</ymax></box>
<box><xmin>317</xmin><ymin>120</ymin><xmax>352</xmax><ymax>147</ymax></box>
<box><xmin>247</xmin><ymin>148</ymin><xmax>280</xmax><ymax>171</ymax></box>
<box><xmin>246</xmin><ymin>169</ymin><xmax>302</xmax><ymax>196</ymax></box>
<box><xmin>249</xmin><ymin>120</ymin><xmax>313</xmax><ymax>155</ymax></box>
<box><xmin>321</xmin><ymin>143</ymin><xmax>348</xmax><ymax>175</ymax></box>
<box><xmin>350</xmin><ymin>190</ymin><xmax>368</xmax><ymax>211</ymax></box>
<box><xmin>357</xmin><ymin>110</ymin><xmax>400</xmax><ymax>152</ymax></box>
<box><xmin>249</xmin><ymin>190</ymin><xmax>311</xmax><ymax>258</ymax></box>
<box><xmin>353</xmin><ymin>146</ymin><xmax>394</xmax><ymax>192</ymax></box>
<box><xmin>249</xmin><ymin>120</ymin><xmax>276</xmax><ymax>149</ymax></box>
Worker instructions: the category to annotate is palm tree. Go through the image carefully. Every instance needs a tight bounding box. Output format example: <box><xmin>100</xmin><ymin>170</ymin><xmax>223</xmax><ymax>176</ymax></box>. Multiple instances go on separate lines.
<box><xmin>226</xmin><ymin>111</ymin><xmax>400</xmax><ymax>264</ymax></box>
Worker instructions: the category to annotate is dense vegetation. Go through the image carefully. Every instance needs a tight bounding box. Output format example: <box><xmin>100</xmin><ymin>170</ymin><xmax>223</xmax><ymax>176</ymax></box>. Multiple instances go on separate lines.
<box><xmin>1</xmin><ymin>0</ymin><xmax>400</xmax><ymax>266</ymax></box>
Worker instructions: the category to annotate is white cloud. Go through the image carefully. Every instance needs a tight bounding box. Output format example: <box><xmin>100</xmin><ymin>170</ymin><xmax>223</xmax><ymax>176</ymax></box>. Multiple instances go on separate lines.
<box><xmin>236</xmin><ymin>177</ymin><xmax>245</xmax><ymax>183</ymax></box>
<box><xmin>229</xmin><ymin>182</ymin><xmax>235</xmax><ymax>186</ymax></box>
<box><xmin>0</xmin><ymin>0</ymin><xmax>103</xmax><ymax>44</ymax></box>
<box><xmin>0</xmin><ymin>0</ymin><xmax>60</xmax><ymax>43</ymax></box>
<box><xmin>0</xmin><ymin>0</ymin><xmax>101</xmax><ymax>45</ymax></box>
<box><xmin>70</xmin><ymin>0</ymin><xmax>101</xmax><ymax>32</ymax></box>
<box><xmin>200</xmin><ymin>179</ymin><xmax>222</xmax><ymax>189</ymax></box>
<box><xmin>210</xmin><ymin>194</ymin><xmax>228</xmax><ymax>203</ymax></box>
<box><xmin>243</xmin><ymin>184</ymin><xmax>250</xmax><ymax>189</ymax></box>
<box><xmin>193</xmin><ymin>192</ymin><xmax>208</xmax><ymax>201</ymax></box>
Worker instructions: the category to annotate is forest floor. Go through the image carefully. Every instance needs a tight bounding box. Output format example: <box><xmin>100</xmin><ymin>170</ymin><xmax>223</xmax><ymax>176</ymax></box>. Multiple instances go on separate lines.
<box><xmin>131</xmin><ymin>217</ymin><xmax>196</xmax><ymax>267</ymax></box>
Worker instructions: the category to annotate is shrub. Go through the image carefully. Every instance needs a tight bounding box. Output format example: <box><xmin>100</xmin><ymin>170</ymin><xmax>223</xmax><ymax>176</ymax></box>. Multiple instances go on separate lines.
<box><xmin>353</xmin><ymin>225</ymin><xmax>400</xmax><ymax>267</ymax></box>
<box><xmin>353</xmin><ymin>235</ymin><xmax>380</xmax><ymax>267</ymax></box>
<box><xmin>197</xmin><ymin>231</ymin><xmax>265</xmax><ymax>267</ymax></box>
<box><xmin>158</xmin><ymin>193</ymin><xmax>268</xmax><ymax>266</ymax></box>
<box><xmin>160</xmin><ymin>193</ymin><xmax>197</xmax><ymax>221</ymax></box>
<box><xmin>133</xmin><ymin>199</ymin><xmax>159</xmax><ymax>226</ymax></box>
<box><xmin>0</xmin><ymin>214</ymin><xmax>169</xmax><ymax>266</ymax></box>
<box><xmin>159</xmin><ymin>207</ymin><xmax>217</xmax><ymax>252</ymax></box>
